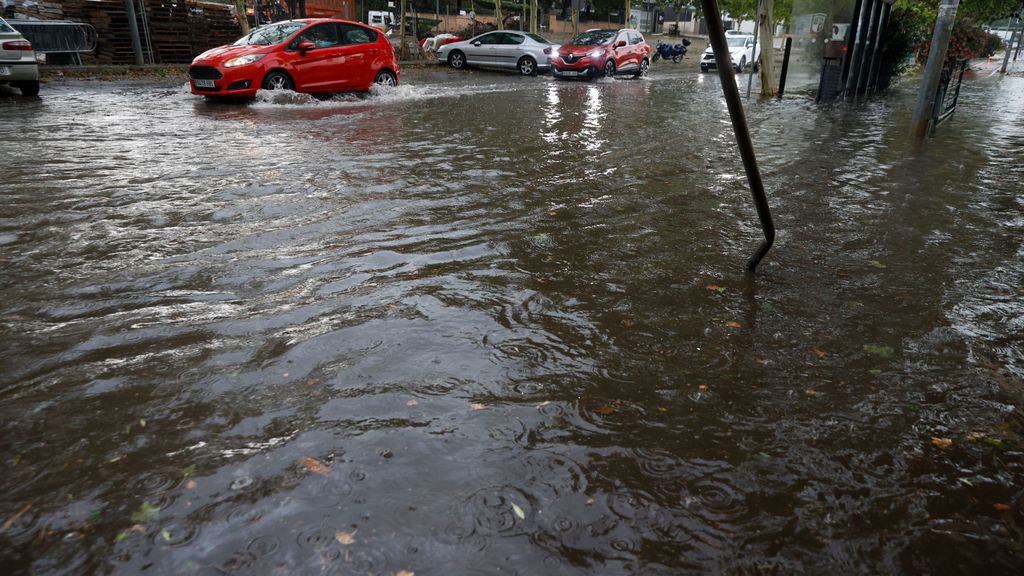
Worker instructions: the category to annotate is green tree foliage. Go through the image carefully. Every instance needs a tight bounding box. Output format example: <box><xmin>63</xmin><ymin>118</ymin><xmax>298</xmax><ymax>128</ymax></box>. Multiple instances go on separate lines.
<box><xmin>895</xmin><ymin>0</ymin><xmax>1023</xmax><ymax>22</ymax></box>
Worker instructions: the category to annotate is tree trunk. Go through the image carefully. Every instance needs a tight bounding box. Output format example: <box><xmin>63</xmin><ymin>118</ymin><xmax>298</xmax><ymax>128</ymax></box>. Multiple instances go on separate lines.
<box><xmin>399</xmin><ymin>0</ymin><xmax>408</xmax><ymax>59</ymax></box>
<box><xmin>758</xmin><ymin>0</ymin><xmax>776</xmax><ymax>96</ymax></box>
<box><xmin>496</xmin><ymin>0</ymin><xmax>503</xmax><ymax>30</ymax></box>
<box><xmin>236</xmin><ymin>0</ymin><xmax>250</xmax><ymax>35</ymax></box>
<box><xmin>531</xmin><ymin>0</ymin><xmax>537</xmax><ymax>33</ymax></box>
<box><xmin>625</xmin><ymin>0</ymin><xmax>631</xmax><ymax>27</ymax></box>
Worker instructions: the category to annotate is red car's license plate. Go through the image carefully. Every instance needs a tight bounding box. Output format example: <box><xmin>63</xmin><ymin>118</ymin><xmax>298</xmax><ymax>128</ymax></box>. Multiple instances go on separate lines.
<box><xmin>194</xmin><ymin>79</ymin><xmax>215</xmax><ymax>88</ymax></box>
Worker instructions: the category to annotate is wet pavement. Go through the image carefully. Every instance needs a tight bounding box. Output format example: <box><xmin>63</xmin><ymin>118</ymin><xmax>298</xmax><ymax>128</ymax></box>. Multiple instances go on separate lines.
<box><xmin>2</xmin><ymin>64</ymin><xmax>1023</xmax><ymax>574</ymax></box>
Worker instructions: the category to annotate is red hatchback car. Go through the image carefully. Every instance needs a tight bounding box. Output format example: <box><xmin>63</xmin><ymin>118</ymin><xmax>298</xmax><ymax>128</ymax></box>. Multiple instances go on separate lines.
<box><xmin>551</xmin><ymin>28</ymin><xmax>651</xmax><ymax>79</ymax></box>
<box><xmin>189</xmin><ymin>18</ymin><xmax>399</xmax><ymax>98</ymax></box>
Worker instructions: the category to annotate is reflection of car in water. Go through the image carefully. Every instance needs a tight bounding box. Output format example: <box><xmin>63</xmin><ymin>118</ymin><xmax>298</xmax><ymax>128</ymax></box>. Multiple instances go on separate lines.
<box><xmin>699</xmin><ymin>34</ymin><xmax>760</xmax><ymax>73</ymax></box>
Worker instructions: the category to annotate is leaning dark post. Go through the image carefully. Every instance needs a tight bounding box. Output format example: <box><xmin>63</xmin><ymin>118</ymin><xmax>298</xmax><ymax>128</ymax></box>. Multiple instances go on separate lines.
<box><xmin>778</xmin><ymin>36</ymin><xmax>792</xmax><ymax>97</ymax></box>
<box><xmin>911</xmin><ymin>0</ymin><xmax>960</xmax><ymax>139</ymax></box>
<box><xmin>700</xmin><ymin>0</ymin><xmax>776</xmax><ymax>271</ymax></box>
<box><xmin>124</xmin><ymin>0</ymin><xmax>144</xmax><ymax>65</ymax></box>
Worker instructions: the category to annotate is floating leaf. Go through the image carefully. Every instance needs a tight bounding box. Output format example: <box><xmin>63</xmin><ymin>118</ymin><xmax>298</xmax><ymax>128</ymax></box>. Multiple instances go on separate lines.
<box><xmin>966</xmin><ymin>431</ymin><xmax>986</xmax><ymax>441</ymax></box>
<box><xmin>867</xmin><ymin>260</ymin><xmax>887</xmax><ymax>269</ymax></box>
<box><xmin>160</xmin><ymin>529</ymin><xmax>172</xmax><ymax>542</ymax></box>
<box><xmin>114</xmin><ymin>531</ymin><xmax>130</xmax><ymax>543</ymax></box>
<box><xmin>585</xmin><ymin>498</ymin><xmax>595</xmax><ymax>506</ymax></box>
<box><xmin>594</xmin><ymin>406</ymin><xmax>616</xmax><ymax>416</ymax></box>
<box><xmin>804</xmin><ymin>389</ymin><xmax>818</xmax><ymax>397</ymax></box>
<box><xmin>621</xmin><ymin>319</ymin><xmax>636</xmax><ymax>328</ymax></box>
<box><xmin>130</xmin><ymin>502</ymin><xmax>159</xmax><ymax>524</ymax></box>
<box><xmin>335</xmin><ymin>530</ymin><xmax>357</xmax><ymax>545</ymax></box>
<box><xmin>511</xmin><ymin>502</ymin><xmax>525</xmax><ymax>520</ymax></box>
<box><xmin>406</xmin><ymin>399</ymin><xmax>418</xmax><ymax>407</ymax></box>
<box><xmin>869</xmin><ymin>369</ymin><xmax>883</xmax><ymax>376</ymax></box>
<box><xmin>863</xmin><ymin>344</ymin><xmax>895</xmax><ymax>358</ymax></box>
<box><xmin>811</xmin><ymin>348</ymin><xmax>828</xmax><ymax>359</ymax></box>
<box><xmin>698</xmin><ymin>384</ymin><xmax>709</xmax><ymax>391</ymax></box>
<box><xmin>184</xmin><ymin>480</ymin><xmax>197</xmax><ymax>490</ymax></box>
<box><xmin>470</xmin><ymin>403</ymin><xmax>486</xmax><ymax>411</ymax></box>
<box><xmin>182</xmin><ymin>464</ymin><xmax>196</xmax><ymax>479</ymax></box>
<box><xmin>706</xmin><ymin>284</ymin><xmax>727</xmax><ymax>293</ymax></box>
<box><xmin>994</xmin><ymin>503</ymin><xmax>1012</xmax><ymax>511</ymax></box>
<box><xmin>725</xmin><ymin>321</ymin><xmax>741</xmax><ymax>329</ymax></box>
<box><xmin>930</xmin><ymin>437</ymin><xmax>953</xmax><ymax>449</ymax></box>
<box><xmin>297</xmin><ymin>457</ymin><xmax>330</xmax><ymax>476</ymax></box>
<box><xmin>395</xmin><ymin>571</ymin><xmax>415</xmax><ymax>576</ymax></box>
<box><xmin>984</xmin><ymin>437</ymin><xmax>1007</xmax><ymax>449</ymax></box>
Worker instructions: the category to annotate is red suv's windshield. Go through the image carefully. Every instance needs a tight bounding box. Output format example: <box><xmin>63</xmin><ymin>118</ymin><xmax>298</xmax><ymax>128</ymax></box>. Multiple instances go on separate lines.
<box><xmin>571</xmin><ymin>30</ymin><xmax>616</xmax><ymax>46</ymax></box>
<box><xmin>234</xmin><ymin>22</ymin><xmax>306</xmax><ymax>46</ymax></box>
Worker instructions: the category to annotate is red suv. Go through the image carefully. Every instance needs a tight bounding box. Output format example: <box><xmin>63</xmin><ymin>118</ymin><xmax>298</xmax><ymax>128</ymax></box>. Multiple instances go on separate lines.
<box><xmin>552</xmin><ymin>29</ymin><xmax>651</xmax><ymax>79</ymax></box>
<box><xmin>189</xmin><ymin>18</ymin><xmax>399</xmax><ymax>98</ymax></box>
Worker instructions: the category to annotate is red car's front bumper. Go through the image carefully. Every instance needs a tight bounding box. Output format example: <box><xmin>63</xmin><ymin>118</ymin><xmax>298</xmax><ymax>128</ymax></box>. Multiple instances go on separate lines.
<box><xmin>551</xmin><ymin>55</ymin><xmax>604</xmax><ymax>79</ymax></box>
<box><xmin>189</xmin><ymin>63</ymin><xmax>263</xmax><ymax>97</ymax></box>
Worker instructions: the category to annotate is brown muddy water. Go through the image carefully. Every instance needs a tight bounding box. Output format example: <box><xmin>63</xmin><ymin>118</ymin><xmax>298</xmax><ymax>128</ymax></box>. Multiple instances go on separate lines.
<box><xmin>1</xmin><ymin>66</ymin><xmax>1023</xmax><ymax>574</ymax></box>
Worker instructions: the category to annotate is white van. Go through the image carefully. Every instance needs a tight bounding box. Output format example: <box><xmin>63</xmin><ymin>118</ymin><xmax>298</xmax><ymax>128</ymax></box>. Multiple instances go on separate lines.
<box><xmin>368</xmin><ymin>11</ymin><xmax>396</xmax><ymax>31</ymax></box>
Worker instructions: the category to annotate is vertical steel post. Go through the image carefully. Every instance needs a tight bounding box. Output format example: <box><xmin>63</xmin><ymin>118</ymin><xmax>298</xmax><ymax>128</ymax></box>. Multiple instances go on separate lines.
<box><xmin>778</xmin><ymin>36</ymin><xmax>792</xmax><ymax>97</ymax></box>
<box><xmin>866</xmin><ymin>1</ymin><xmax>891</xmax><ymax>89</ymax></box>
<box><xmin>124</xmin><ymin>0</ymin><xmax>144</xmax><ymax>65</ymax></box>
<box><xmin>845</xmin><ymin>0</ymin><xmax>873</xmax><ymax>96</ymax></box>
<box><xmin>841</xmin><ymin>0</ymin><xmax>864</xmax><ymax>86</ymax></box>
<box><xmin>746</xmin><ymin>0</ymin><xmax>761</xmax><ymax>99</ymax></box>
<box><xmin>855</xmin><ymin>0</ymin><xmax>882</xmax><ymax>92</ymax></box>
<box><xmin>911</xmin><ymin>0</ymin><xmax>960</xmax><ymax>139</ymax></box>
<box><xmin>1002</xmin><ymin>29</ymin><xmax>1016</xmax><ymax>73</ymax></box>
<box><xmin>699</xmin><ymin>0</ymin><xmax>775</xmax><ymax>271</ymax></box>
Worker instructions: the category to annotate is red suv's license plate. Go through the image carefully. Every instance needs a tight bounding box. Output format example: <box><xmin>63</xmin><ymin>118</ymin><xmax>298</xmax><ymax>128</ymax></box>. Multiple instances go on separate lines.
<box><xmin>194</xmin><ymin>79</ymin><xmax>215</xmax><ymax>88</ymax></box>
<box><xmin>560</xmin><ymin>70</ymin><xmax>578</xmax><ymax>76</ymax></box>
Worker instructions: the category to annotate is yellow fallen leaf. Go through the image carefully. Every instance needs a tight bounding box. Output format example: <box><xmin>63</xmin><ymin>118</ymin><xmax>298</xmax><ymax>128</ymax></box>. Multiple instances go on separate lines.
<box><xmin>811</xmin><ymin>348</ymin><xmax>828</xmax><ymax>359</ymax></box>
<box><xmin>406</xmin><ymin>399</ymin><xmax>418</xmax><ymax>406</ymax></box>
<box><xmin>621</xmin><ymin>319</ymin><xmax>636</xmax><ymax>328</ymax></box>
<box><xmin>297</xmin><ymin>457</ymin><xmax>330</xmax><ymax>475</ymax></box>
<box><xmin>658</xmin><ymin>407</ymin><xmax>668</xmax><ymax>412</ymax></box>
<box><xmin>184</xmin><ymin>480</ymin><xmax>196</xmax><ymax>490</ymax></box>
<box><xmin>335</xmin><ymin>530</ymin><xmax>357</xmax><ymax>545</ymax></box>
<box><xmin>804</xmin><ymin>389</ymin><xmax>818</xmax><ymax>397</ymax></box>
<box><xmin>585</xmin><ymin>498</ymin><xmax>594</xmax><ymax>506</ymax></box>
<box><xmin>395</xmin><ymin>570</ymin><xmax>415</xmax><ymax>576</ymax></box>
<box><xmin>931</xmin><ymin>437</ymin><xmax>953</xmax><ymax>449</ymax></box>
<box><xmin>698</xmin><ymin>384</ymin><xmax>709</xmax><ymax>391</ymax></box>
<box><xmin>966</xmin><ymin>431</ymin><xmax>986</xmax><ymax>441</ymax></box>
<box><xmin>725</xmin><ymin>321</ymin><xmax>741</xmax><ymax>329</ymax></box>
<box><xmin>470</xmin><ymin>403</ymin><xmax>486</xmax><ymax>411</ymax></box>
<box><xmin>994</xmin><ymin>503</ymin><xmax>1011</xmax><ymax>511</ymax></box>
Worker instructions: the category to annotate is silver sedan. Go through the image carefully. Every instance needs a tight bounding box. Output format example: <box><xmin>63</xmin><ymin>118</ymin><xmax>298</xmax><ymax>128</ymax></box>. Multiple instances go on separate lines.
<box><xmin>0</xmin><ymin>16</ymin><xmax>39</xmax><ymax>96</ymax></box>
<box><xmin>437</xmin><ymin>30</ymin><xmax>558</xmax><ymax>76</ymax></box>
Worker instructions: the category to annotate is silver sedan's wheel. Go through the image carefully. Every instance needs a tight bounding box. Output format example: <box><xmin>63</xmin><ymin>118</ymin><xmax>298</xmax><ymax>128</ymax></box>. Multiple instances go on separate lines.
<box><xmin>448</xmin><ymin>51</ymin><xmax>466</xmax><ymax>70</ymax></box>
<box><xmin>517</xmin><ymin>56</ymin><xmax>537</xmax><ymax>76</ymax></box>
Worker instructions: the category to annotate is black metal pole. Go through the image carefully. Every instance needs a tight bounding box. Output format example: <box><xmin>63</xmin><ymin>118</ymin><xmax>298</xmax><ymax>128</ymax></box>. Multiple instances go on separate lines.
<box><xmin>778</xmin><ymin>36</ymin><xmax>792</xmax><ymax>97</ymax></box>
<box><xmin>841</xmin><ymin>0</ymin><xmax>864</xmax><ymax>87</ymax></box>
<box><xmin>699</xmin><ymin>0</ymin><xmax>776</xmax><ymax>271</ymax></box>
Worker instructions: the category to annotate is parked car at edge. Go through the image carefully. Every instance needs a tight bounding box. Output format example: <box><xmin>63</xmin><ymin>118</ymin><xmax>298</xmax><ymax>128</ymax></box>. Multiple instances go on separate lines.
<box><xmin>188</xmin><ymin>18</ymin><xmax>399</xmax><ymax>99</ymax></box>
<box><xmin>551</xmin><ymin>28</ymin><xmax>651</xmax><ymax>79</ymax></box>
<box><xmin>700</xmin><ymin>33</ymin><xmax>759</xmax><ymax>73</ymax></box>
<box><xmin>437</xmin><ymin>30</ymin><xmax>558</xmax><ymax>76</ymax></box>
<box><xmin>0</xmin><ymin>16</ymin><xmax>39</xmax><ymax>97</ymax></box>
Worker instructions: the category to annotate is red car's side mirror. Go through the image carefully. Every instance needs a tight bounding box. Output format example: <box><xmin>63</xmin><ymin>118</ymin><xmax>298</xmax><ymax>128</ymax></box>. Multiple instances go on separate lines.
<box><xmin>298</xmin><ymin>41</ymin><xmax>315</xmax><ymax>54</ymax></box>
<box><xmin>615</xmin><ymin>40</ymin><xmax>626</xmax><ymax>48</ymax></box>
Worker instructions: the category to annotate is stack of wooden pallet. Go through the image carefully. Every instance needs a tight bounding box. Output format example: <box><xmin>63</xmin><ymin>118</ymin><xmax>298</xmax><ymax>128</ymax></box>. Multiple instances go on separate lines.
<box><xmin>13</xmin><ymin>0</ymin><xmax>242</xmax><ymax>65</ymax></box>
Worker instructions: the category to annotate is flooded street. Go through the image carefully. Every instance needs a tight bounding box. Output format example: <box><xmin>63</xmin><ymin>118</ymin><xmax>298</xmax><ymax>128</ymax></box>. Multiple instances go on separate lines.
<box><xmin>2</xmin><ymin>65</ymin><xmax>1023</xmax><ymax>573</ymax></box>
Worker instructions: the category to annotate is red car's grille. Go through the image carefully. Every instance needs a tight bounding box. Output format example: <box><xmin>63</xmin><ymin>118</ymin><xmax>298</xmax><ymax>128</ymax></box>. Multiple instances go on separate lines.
<box><xmin>189</xmin><ymin>65</ymin><xmax>223</xmax><ymax>80</ymax></box>
<box><xmin>563</xmin><ymin>54</ymin><xmax>581</xmax><ymax>64</ymax></box>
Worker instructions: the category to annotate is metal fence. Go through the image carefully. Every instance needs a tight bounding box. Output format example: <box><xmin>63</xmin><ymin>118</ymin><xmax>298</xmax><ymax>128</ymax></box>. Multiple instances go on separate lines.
<box><xmin>930</xmin><ymin>58</ymin><xmax>968</xmax><ymax>135</ymax></box>
<box><xmin>10</xmin><ymin>20</ymin><xmax>97</xmax><ymax>65</ymax></box>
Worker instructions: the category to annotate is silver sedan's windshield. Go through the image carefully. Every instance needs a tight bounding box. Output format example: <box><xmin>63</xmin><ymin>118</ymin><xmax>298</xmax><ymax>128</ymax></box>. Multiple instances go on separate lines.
<box><xmin>234</xmin><ymin>22</ymin><xmax>305</xmax><ymax>46</ymax></box>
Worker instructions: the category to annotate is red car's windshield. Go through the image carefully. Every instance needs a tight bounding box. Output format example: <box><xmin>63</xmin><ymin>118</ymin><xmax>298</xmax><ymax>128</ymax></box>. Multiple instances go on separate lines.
<box><xmin>571</xmin><ymin>30</ymin><xmax>616</xmax><ymax>46</ymax></box>
<box><xmin>234</xmin><ymin>22</ymin><xmax>306</xmax><ymax>46</ymax></box>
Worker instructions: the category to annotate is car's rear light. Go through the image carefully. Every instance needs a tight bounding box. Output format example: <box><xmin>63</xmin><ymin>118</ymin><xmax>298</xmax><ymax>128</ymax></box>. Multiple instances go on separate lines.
<box><xmin>543</xmin><ymin>47</ymin><xmax>551</xmax><ymax>54</ymax></box>
<box><xmin>2</xmin><ymin>40</ymin><xmax>33</xmax><ymax>51</ymax></box>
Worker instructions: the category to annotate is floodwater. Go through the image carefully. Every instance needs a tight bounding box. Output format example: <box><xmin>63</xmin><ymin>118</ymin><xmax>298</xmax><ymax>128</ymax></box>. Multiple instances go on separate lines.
<box><xmin>1</xmin><ymin>64</ymin><xmax>1023</xmax><ymax>574</ymax></box>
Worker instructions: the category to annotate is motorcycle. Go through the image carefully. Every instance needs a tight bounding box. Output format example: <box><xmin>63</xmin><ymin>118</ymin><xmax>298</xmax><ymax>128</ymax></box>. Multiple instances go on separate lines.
<box><xmin>652</xmin><ymin>38</ymin><xmax>692</xmax><ymax>63</ymax></box>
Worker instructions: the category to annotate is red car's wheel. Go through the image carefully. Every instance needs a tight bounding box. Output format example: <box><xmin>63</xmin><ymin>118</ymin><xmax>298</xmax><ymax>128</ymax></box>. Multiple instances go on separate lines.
<box><xmin>603</xmin><ymin>59</ymin><xmax>616</xmax><ymax>78</ymax></box>
<box><xmin>374</xmin><ymin>70</ymin><xmax>397</xmax><ymax>87</ymax></box>
<box><xmin>262</xmin><ymin>71</ymin><xmax>294</xmax><ymax>91</ymax></box>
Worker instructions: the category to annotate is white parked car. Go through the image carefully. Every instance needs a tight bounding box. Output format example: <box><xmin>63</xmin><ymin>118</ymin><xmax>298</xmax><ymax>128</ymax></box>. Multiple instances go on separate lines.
<box><xmin>0</xmin><ymin>16</ymin><xmax>39</xmax><ymax>96</ymax></box>
<box><xmin>700</xmin><ymin>34</ymin><xmax>760</xmax><ymax>73</ymax></box>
